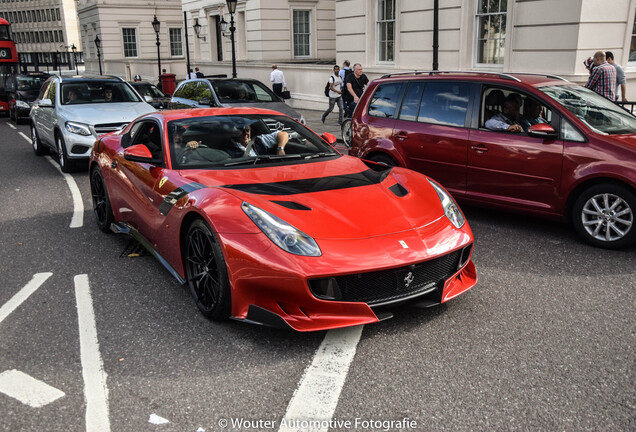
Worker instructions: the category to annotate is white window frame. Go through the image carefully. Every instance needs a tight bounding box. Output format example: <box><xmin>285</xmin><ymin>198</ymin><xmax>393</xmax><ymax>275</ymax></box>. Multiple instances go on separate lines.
<box><xmin>292</xmin><ymin>9</ymin><xmax>311</xmax><ymax>58</ymax></box>
<box><xmin>474</xmin><ymin>0</ymin><xmax>508</xmax><ymax>70</ymax></box>
<box><xmin>122</xmin><ymin>27</ymin><xmax>138</xmax><ymax>58</ymax></box>
<box><xmin>169</xmin><ymin>27</ymin><xmax>183</xmax><ymax>57</ymax></box>
<box><xmin>376</xmin><ymin>0</ymin><xmax>396</xmax><ymax>64</ymax></box>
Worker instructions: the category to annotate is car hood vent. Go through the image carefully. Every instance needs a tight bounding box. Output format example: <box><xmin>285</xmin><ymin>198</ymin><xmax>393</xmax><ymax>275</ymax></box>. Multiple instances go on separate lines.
<box><xmin>388</xmin><ymin>182</ymin><xmax>409</xmax><ymax>197</ymax></box>
<box><xmin>271</xmin><ymin>200</ymin><xmax>312</xmax><ymax>211</ymax></box>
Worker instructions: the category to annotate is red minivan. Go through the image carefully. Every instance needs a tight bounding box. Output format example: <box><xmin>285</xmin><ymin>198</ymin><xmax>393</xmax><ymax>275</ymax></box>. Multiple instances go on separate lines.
<box><xmin>348</xmin><ymin>72</ymin><xmax>636</xmax><ymax>249</ymax></box>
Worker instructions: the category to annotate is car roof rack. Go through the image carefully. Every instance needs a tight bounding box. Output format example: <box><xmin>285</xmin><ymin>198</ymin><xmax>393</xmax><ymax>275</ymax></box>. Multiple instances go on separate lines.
<box><xmin>380</xmin><ymin>70</ymin><xmax>569</xmax><ymax>82</ymax></box>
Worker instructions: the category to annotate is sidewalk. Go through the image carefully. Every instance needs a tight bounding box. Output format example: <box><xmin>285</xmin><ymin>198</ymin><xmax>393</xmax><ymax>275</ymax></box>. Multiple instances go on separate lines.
<box><xmin>296</xmin><ymin>107</ymin><xmax>346</xmax><ymax>147</ymax></box>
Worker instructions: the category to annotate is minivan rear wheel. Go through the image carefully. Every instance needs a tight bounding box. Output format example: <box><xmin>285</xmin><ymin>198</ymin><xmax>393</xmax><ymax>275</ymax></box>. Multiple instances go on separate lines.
<box><xmin>572</xmin><ymin>183</ymin><xmax>636</xmax><ymax>249</ymax></box>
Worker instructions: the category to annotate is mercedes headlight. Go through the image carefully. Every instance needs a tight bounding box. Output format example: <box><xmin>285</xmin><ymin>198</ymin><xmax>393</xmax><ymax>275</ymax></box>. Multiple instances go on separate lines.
<box><xmin>15</xmin><ymin>100</ymin><xmax>30</xmax><ymax>109</ymax></box>
<box><xmin>428</xmin><ymin>179</ymin><xmax>465</xmax><ymax>229</ymax></box>
<box><xmin>242</xmin><ymin>202</ymin><xmax>321</xmax><ymax>256</ymax></box>
<box><xmin>65</xmin><ymin>121</ymin><xmax>92</xmax><ymax>136</ymax></box>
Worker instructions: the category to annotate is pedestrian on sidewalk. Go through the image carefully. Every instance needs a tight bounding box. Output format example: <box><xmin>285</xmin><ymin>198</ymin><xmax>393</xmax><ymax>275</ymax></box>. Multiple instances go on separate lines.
<box><xmin>270</xmin><ymin>64</ymin><xmax>286</xmax><ymax>99</ymax></box>
<box><xmin>322</xmin><ymin>65</ymin><xmax>344</xmax><ymax>125</ymax></box>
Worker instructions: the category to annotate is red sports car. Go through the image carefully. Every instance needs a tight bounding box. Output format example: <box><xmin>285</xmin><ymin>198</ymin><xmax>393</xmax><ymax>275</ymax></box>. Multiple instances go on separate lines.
<box><xmin>89</xmin><ymin>108</ymin><xmax>477</xmax><ymax>331</ymax></box>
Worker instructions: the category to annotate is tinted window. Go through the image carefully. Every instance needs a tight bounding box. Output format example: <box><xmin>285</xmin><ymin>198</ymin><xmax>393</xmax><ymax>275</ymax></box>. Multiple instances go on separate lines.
<box><xmin>418</xmin><ymin>82</ymin><xmax>471</xmax><ymax>127</ymax></box>
<box><xmin>368</xmin><ymin>83</ymin><xmax>404</xmax><ymax>118</ymax></box>
<box><xmin>179</xmin><ymin>81</ymin><xmax>201</xmax><ymax>100</ymax></box>
<box><xmin>60</xmin><ymin>82</ymin><xmax>141</xmax><ymax>105</ymax></box>
<box><xmin>210</xmin><ymin>80</ymin><xmax>276</xmax><ymax>103</ymax></box>
<box><xmin>398</xmin><ymin>81</ymin><xmax>425</xmax><ymax>121</ymax></box>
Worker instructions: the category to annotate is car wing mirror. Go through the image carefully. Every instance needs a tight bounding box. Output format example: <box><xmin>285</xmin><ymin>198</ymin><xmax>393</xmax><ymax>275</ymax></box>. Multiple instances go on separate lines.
<box><xmin>38</xmin><ymin>98</ymin><xmax>53</xmax><ymax>108</ymax></box>
<box><xmin>123</xmin><ymin>144</ymin><xmax>162</xmax><ymax>164</ymax></box>
<box><xmin>321</xmin><ymin>132</ymin><xmax>337</xmax><ymax>145</ymax></box>
<box><xmin>144</xmin><ymin>95</ymin><xmax>153</xmax><ymax>103</ymax></box>
<box><xmin>527</xmin><ymin>123</ymin><xmax>558</xmax><ymax>139</ymax></box>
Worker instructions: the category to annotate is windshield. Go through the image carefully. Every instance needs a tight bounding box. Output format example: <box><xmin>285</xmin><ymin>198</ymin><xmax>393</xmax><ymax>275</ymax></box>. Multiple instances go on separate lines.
<box><xmin>210</xmin><ymin>80</ymin><xmax>277</xmax><ymax>104</ymax></box>
<box><xmin>168</xmin><ymin>114</ymin><xmax>338</xmax><ymax>169</ymax></box>
<box><xmin>61</xmin><ymin>81</ymin><xmax>142</xmax><ymax>105</ymax></box>
<box><xmin>134</xmin><ymin>83</ymin><xmax>165</xmax><ymax>98</ymax></box>
<box><xmin>17</xmin><ymin>75</ymin><xmax>48</xmax><ymax>90</ymax></box>
<box><xmin>539</xmin><ymin>85</ymin><xmax>636</xmax><ymax>135</ymax></box>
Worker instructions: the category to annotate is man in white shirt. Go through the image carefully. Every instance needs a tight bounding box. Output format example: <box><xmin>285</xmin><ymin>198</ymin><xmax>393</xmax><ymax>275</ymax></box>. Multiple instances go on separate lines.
<box><xmin>186</xmin><ymin>69</ymin><xmax>197</xmax><ymax>80</ymax></box>
<box><xmin>270</xmin><ymin>64</ymin><xmax>286</xmax><ymax>98</ymax></box>
<box><xmin>322</xmin><ymin>65</ymin><xmax>344</xmax><ymax>125</ymax></box>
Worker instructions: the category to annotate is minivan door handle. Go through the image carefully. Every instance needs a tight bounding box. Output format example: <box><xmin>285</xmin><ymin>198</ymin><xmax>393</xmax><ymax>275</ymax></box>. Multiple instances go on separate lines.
<box><xmin>395</xmin><ymin>131</ymin><xmax>408</xmax><ymax>140</ymax></box>
<box><xmin>471</xmin><ymin>144</ymin><xmax>489</xmax><ymax>153</ymax></box>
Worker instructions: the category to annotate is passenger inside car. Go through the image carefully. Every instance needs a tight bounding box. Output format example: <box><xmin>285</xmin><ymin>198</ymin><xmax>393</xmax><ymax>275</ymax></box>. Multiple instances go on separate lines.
<box><xmin>520</xmin><ymin>98</ymin><xmax>548</xmax><ymax>131</ymax></box>
<box><xmin>485</xmin><ymin>94</ymin><xmax>523</xmax><ymax>133</ymax></box>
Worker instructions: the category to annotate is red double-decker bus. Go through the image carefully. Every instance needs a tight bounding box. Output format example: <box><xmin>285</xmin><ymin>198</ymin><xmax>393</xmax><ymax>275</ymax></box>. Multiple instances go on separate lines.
<box><xmin>0</xmin><ymin>18</ymin><xmax>19</xmax><ymax>116</ymax></box>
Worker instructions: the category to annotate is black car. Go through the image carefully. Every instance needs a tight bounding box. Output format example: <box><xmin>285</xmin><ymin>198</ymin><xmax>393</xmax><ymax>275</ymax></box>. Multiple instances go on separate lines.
<box><xmin>6</xmin><ymin>72</ymin><xmax>50</xmax><ymax>123</ymax></box>
<box><xmin>129</xmin><ymin>81</ymin><xmax>171</xmax><ymax>110</ymax></box>
<box><xmin>169</xmin><ymin>78</ymin><xmax>305</xmax><ymax>124</ymax></box>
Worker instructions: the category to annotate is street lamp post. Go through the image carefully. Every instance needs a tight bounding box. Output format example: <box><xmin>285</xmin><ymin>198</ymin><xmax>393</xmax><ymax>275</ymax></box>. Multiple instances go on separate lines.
<box><xmin>71</xmin><ymin>44</ymin><xmax>78</xmax><ymax>75</ymax></box>
<box><xmin>94</xmin><ymin>35</ymin><xmax>103</xmax><ymax>75</ymax></box>
<box><xmin>226</xmin><ymin>0</ymin><xmax>237</xmax><ymax>78</ymax></box>
<box><xmin>152</xmin><ymin>15</ymin><xmax>162</xmax><ymax>91</ymax></box>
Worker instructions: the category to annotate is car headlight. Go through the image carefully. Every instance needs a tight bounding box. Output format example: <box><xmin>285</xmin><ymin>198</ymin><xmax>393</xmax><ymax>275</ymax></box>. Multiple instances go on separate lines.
<box><xmin>65</xmin><ymin>121</ymin><xmax>92</xmax><ymax>136</ymax></box>
<box><xmin>15</xmin><ymin>100</ymin><xmax>30</xmax><ymax>109</ymax></box>
<box><xmin>242</xmin><ymin>202</ymin><xmax>321</xmax><ymax>256</ymax></box>
<box><xmin>427</xmin><ymin>179</ymin><xmax>465</xmax><ymax>229</ymax></box>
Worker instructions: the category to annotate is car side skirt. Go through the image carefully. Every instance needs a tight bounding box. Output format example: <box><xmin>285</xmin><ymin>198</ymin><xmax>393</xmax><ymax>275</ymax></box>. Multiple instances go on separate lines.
<box><xmin>110</xmin><ymin>221</ymin><xmax>186</xmax><ymax>285</ymax></box>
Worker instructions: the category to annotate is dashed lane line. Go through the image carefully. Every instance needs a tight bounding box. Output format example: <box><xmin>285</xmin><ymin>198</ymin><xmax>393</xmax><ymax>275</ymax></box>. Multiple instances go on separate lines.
<box><xmin>279</xmin><ymin>325</ymin><xmax>364</xmax><ymax>432</ymax></box>
<box><xmin>74</xmin><ymin>274</ymin><xmax>111</xmax><ymax>432</ymax></box>
<box><xmin>0</xmin><ymin>272</ymin><xmax>53</xmax><ymax>325</ymax></box>
<box><xmin>0</xmin><ymin>369</ymin><xmax>65</xmax><ymax>408</ymax></box>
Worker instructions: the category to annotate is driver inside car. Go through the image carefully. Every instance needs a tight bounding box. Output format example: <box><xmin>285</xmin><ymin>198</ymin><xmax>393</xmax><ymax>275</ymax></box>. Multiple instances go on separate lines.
<box><xmin>227</xmin><ymin>122</ymin><xmax>288</xmax><ymax>159</ymax></box>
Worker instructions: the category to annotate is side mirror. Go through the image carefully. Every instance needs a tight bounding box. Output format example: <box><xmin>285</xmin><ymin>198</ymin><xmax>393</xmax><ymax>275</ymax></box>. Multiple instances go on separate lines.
<box><xmin>199</xmin><ymin>97</ymin><xmax>211</xmax><ymax>105</ymax></box>
<box><xmin>527</xmin><ymin>123</ymin><xmax>558</xmax><ymax>139</ymax></box>
<box><xmin>123</xmin><ymin>144</ymin><xmax>162</xmax><ymax>164</ymax></box>
<box><xmin>321</xmin><ymin>132</ymin><xmax>337</xmax><ymax>145</ymax></box>
<box><xmin>144</xmin><ymin>95</ymin><xmax>153</xmax><ymax>103</ymax></box>
<box><xmin>38</xmin><ymin>98</ymin><xmax>53</xmax><ymax>108</ymax></box>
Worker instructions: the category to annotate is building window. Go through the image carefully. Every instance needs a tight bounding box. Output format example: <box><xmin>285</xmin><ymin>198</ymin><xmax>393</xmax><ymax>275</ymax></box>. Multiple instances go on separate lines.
<box><xmin>56</xmin><ymin>8</ymin><xmax>60</xmax><ymax>21</ymax></box>
<box><xmin>377</xmin><ymin>0</ymin><xmax>395</xmax><ymax>63</ymax></box>
<box><xmin>122</xmin><ymin>28</ymin><xmax>137</xmax><ymax>58</ymax></box>
<box><xmin>292</xmin><ymin>10</ymin><xmax>310</xmax><ymax>57</ymax></box>
<box><xmin>475</xmin><ymin>0</ymin><xmax>507</xmax><ymax>65</ymax></box>
<box><xmin>169</xmin><ymin>28</ymin><xmax>182</xmax><ymax>56</ymax></box>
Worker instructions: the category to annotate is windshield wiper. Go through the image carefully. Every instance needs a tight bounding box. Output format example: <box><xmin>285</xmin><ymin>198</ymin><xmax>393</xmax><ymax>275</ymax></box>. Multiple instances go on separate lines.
<box><xmin>222</xmin><ymin>154</ymin><xmax>302</xmax><ymax>167</ymax></box>
<box><xmin>303</xmin><ymin>152</ymin><xmax>337</xmax><ymax>159</ymax></box>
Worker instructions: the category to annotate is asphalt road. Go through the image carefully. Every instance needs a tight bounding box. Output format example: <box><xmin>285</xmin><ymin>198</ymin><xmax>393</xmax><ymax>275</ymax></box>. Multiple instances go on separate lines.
<box><xmin>0</xmin><ymin>117</ymin><xmax>634</xmax><ymax>432</ymax></box>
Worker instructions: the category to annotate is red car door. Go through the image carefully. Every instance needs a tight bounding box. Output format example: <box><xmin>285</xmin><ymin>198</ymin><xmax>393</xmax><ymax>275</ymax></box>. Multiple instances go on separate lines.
<box><xmin>110</xmin><ymin>120</ymin><xmax>169</xmax><ymax>236</ymax></box>
<box><xmin>467</xmin><ymin>128</ymin><xmax>564</xmax><ymax>215</ymax></box>
<box><xmin>393</xmin><ymin>81</ymin><xmax>472</xmax><ymax>197</ymax></box>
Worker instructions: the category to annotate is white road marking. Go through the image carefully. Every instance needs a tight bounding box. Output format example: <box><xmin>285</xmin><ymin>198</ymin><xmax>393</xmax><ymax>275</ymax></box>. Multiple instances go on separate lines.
<box><xmin>19</xmin><ymin>131</ymin><xmax>30</xmax><ymax>142</ymax></box>
<box><xmin>0</xmin><ymin>272</ymin><xmax>52</xmax><ymax>325</ymax></box>
<box><xmin>279</xmin><ymin>325</ymin><xmax>364</xmax><ymax>432</ymax></box>
<box><xmin>0</xmin><ymin>369</ymin><xmax>65</xmax><ymax>408</ymax></box>
<box><xmin>46</xmin><ymin>156</ymin><xmax>84</xmax><ymax>228</ymax></box>
<box><xmin>74</xmin><ymin>274</ymin><xmax>111</xmax><ymax>432</ymax></box>
<box><xmin>6</xmin><ymin>122</ymin><xmax>16</xmax><ymax>129</ymax></box>
<box><xmin>148</xmin><ymin>413</ymin><xmax>170</xmax><ymax>425</ymax></box>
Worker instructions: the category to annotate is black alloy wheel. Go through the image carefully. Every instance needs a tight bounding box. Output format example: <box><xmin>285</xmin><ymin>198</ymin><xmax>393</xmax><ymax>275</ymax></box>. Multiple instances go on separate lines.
<box><xmin>572</xmin><ymin>183</ymin><xmax>636</xmax><ymax>249</ymax></box>
<box><xmin>90</xmin><ymin>167</ymin><xmax>114</xmax><ymax>233</ymax></box>
<box><xmin>184</xmin><ymin>219</ymin><xmax>231</xmax><ymax>320</ymax></box>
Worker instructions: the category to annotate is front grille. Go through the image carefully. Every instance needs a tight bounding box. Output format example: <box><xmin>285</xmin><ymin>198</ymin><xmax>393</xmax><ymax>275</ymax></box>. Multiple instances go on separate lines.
<box><xmin>310</xmin><ymin>250</ymin><xmax>463</xmax><ymax>306</ymax></box>
<box><xmin>94</xmin><ymin>122</ymin><xmax>128</xmax><ymax>136</ymax></box>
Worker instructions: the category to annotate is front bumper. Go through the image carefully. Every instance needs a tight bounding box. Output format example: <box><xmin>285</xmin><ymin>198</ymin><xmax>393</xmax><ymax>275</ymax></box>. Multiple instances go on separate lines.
<box><xmin>220</xmin><ymin>218</ymin><xmax>477</xmax><ymax>331</ymax></box>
